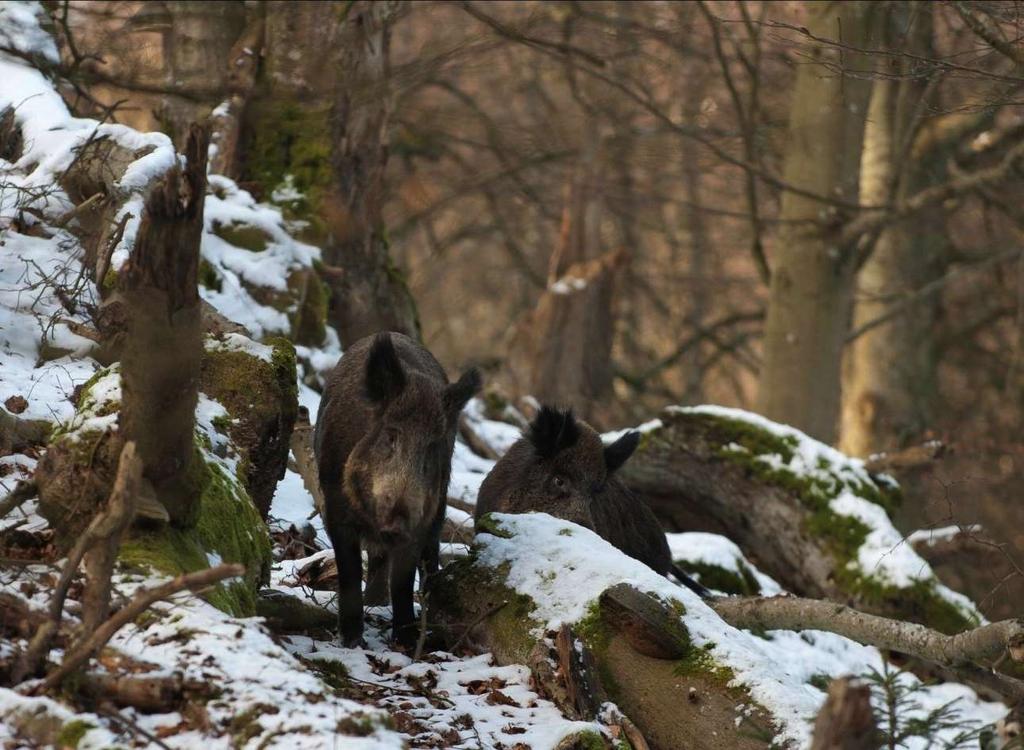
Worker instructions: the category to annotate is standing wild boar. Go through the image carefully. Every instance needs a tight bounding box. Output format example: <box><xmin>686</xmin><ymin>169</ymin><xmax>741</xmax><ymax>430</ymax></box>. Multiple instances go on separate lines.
<box><xmin>475</xmin><ymin>406</ymin><xmax>711</xmax><ymax>598</ymax></box>
<box><xmin>315</xmin><ymin>332</ymin><xmax>481</xmax><ymax>647</ymax></box>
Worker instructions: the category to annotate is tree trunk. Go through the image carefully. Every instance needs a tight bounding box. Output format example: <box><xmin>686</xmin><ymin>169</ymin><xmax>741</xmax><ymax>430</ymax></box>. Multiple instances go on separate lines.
<box><xmin>323</xmin><ymin>0</ymin><xmax>420</xmax><ymax>345</ymax></box>
<box><xmin>501</xmin><ymin>124</ymin><xmax>622</xmax><ymax>424</ymax></box>
<box><xmin>810</xmin><ymin>678</ymin><xmax>880</xmax><ymax>750</ymax></box>
<box><xmin>840</xmin><ymin>7</ymin><xmax>946</xmax><ymax>457</ymax></box>
<box><xmin>501</xmin><ymin>249</ymin><xmax>627</xmax><ymax>425</ymax></box>
<box><xmin>757</xmin><ymin>2</ymin><xmax>874</xmax><ymax>443</ymax></box>
<box><xmin>238</xmin><ymin>0</ymin><xmax>419</xmax><ymax>347</ymax></box>
<box><xmin>160</xmin><ymin>2</ymin><xmax>247</xmax><ymax>143</ymax></box>
<box><xmin>119</xmin><ymin>124</ymin><xmax>209</xmax><ymax>525</ymax></box>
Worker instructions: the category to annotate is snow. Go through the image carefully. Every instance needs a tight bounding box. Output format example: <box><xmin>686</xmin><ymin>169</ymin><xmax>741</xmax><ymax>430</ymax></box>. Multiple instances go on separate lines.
<box><xmin>204</xmin><ymin>331</ymin><xmax>274</xmax><ymax>363</ymax></box>
<box><xmin>673</xmin><ymin>405</ymin><xmax>982</xmax><ymax>623</ymax></box>
<box><xmin>0</xmin><ymin>2</ymin><xmax>58</xmax><ymax>62</ymax></box>
<box><xmin>461</xmin><ymin>398</ymin><xmax>522</xmax><ymax>455</ymax></box>
<box><xmin>292</xmin><ymin>641</ymin><xmax>600</xmax><ymax>749</ymax></box>
<box><xmin>0</xmin><ymin>6</ymin><xmax>1010</xmax><ymax>748</ymax></box>
<box><xmin>269</xmin><ymin>467</ymin><xmax>329</xmax><ymax>548</ymax></box>
<box><xmin>0</xmin><ymin>232</ymin><xmax>100</xmax><ymax>425</ymax></box>
<box><xmin>602</xmin><ymin>417</ymin><xmax>663</xmax><ymax>444</ymax></box>
<box><xmin>475</xmin><ymin>512</ymin><xmax>1007</xmax><ymax>748</ymax></box>
<box><xmin>667</xmin><ymin>531</ymin><xmax>784</xmax><ymax>595</ymax></box>
<box><xmin>907</xmin><ymin>524</ymin><xmax>981</xmax><ymax>545</ymax></box>
<box><xmin>0</xmin><ymin>566</ymin><xmax>404</xmax><ymax>749</ymax></box>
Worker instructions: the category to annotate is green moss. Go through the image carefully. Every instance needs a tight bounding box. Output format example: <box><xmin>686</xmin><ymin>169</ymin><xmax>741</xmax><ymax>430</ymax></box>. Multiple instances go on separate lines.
<box><xmin>212</xmin><ymin>222</ymin><xmax>271</xmax><ymax>252</ymax></box>
<box><xmin>243</xmin><ymin>97</ymin><xmax>333</xmax><ymax>238</ymax></box>
<box><xmin>808</xmin><ymin>673</ymin><xmax>832</xmax><ymax>691</ymax></box>
<box><xmin>336</xmin><ymin>715</ymin><xmax>382</xmax><ymax>737</ymax></box>
<box><xmin>673</xmin><ymin>643</ymin><xmax>743</xmax><ymax>695</ymax></box>
<box><xmin>101</xmin><ymin>267</ymin><xmax>118</xmax><ymax>294</ymax></box>
<box><xmin>674</xmin><ymin>560</ymin><xmax>761</xmax><ymax>596</ymax></box>
<box><xmin>200</xmin><ymin>337</ymin><xmax>298</xmax><ymax>509</ymax></box>
<box><xmin>268</xmin><ymin>337</ymin><xmax>299</xmax><ymax>409</ymax></box>
<box><xmin>840</xmin><ymin>577</ymin><xmax>976</xmax><ymax>635</ymax></box>
<box><xmin>120</xmin><ymin>442</ymin><xmax>271</xmax><ymax>616</ymax></box>
<box><xmin>665</xmin><ymin>412</ymin><xmax>975</xmax><ymax>628</ymax></box>
<box><xmin>575</xmin><ymin>601</ymin><xmax>611</xmax><ymax>655</ymax></box>
<box><xmin>287</xmin><ymin>270</ymin><xmax>329</xmax><ymax>346</ymax></box>
<box><xmin>230</xmin><ymin>704</ymin><xmax>273</xmax><ymax>747</ymax></box>
<box><xmin>568</xmin><ymin>730</ymin><xmax>607</xmax><ymax>750</ymax></box>
<box><xmin>474</xmin><ymin>513</ymin><xmax>513</xmax><ymax>539</ymax></box>
<box><xmin>56</xmin><ymin>720</ymin><xmax>94</xmax><ymax>749</ymax></box>
<box><xmin>305</xmin><ymin>657</ymin><xmax>350</xmax><ymax>691</ymax></box>
<box><xmin>199</xmin><ymin>259</ymin><xmax>222</xmax><ymax>292</ymax></box>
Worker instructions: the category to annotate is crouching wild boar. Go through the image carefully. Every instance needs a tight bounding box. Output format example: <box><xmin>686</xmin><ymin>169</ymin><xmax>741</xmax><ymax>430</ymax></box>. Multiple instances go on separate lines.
<box><xmin>475</xmin><ymin>406</ymin><xmax>711</xmax><ymax>598</ymax></box>
<box><xmin>315</xmin><ymin>332</ymin><xmax>481</xmax><ymax>647</ymax></box>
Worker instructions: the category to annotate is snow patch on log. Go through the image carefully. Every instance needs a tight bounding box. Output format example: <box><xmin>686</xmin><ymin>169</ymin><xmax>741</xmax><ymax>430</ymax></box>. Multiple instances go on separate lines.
<box><xmin>661</xmin><ymin>405</ymin><xmax>981</xmax><ymax>627</ymax></box>
<box><xmin>667</xmin><ymin>531</ymin><xmax>784</xmax><ymax>596</ymax></box>
<box><xmin>473</xmin><ymin>512</ymin><xmax>1006</xmax><ymax>747</ymax></box>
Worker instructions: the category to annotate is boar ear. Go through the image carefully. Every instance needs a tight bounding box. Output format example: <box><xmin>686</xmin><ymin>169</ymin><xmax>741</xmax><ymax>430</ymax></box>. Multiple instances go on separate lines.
<box><xmin>444</xmin><ymin>367</ymin><xmax>482</xmax><ymax>420</ymax></box>
<box><xmin>604</xmin><ymin>431</ymin><xmax>640</xmax><ymax>474</ymax></box>
<box><xmin>528</xmin><ymin>406</ymin><xmax>580</xmax><ymax>459</ymax></box>
<box><xmin>365</xmin><ymin>333</ymin><xmax>406</xmax><ymax>404</ymax></box>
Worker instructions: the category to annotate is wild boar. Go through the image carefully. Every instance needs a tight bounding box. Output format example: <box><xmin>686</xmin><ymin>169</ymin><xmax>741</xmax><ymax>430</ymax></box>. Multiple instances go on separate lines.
<box><xmin>475</xmin><ymin>406</ymin><xmax>711</xmax><ymax>598</ymax></box>
<box><xmin>315</xmin><ymin>332</ymin><xmax>481</xmax><ymax>647</ymax></box>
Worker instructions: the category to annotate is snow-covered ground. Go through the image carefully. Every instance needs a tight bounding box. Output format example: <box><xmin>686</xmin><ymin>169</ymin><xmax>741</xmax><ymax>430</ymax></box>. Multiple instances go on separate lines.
<box><xmin>0</xmin><ymin>2</ymin><xmax>1012</xmax><ymax>748</ymax></box>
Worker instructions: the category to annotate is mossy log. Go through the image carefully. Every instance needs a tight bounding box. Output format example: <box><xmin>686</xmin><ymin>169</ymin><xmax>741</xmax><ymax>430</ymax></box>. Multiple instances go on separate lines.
<box><xmin>200</xmin><ymin>335</ymin><xmax>298</xmax><ymax>518</ymax></box>
<box><xmin>429</xmin><ymin>558</ymin><xmax>775</xmax><ymax>750</ymax></box>
<box><xmin>36</xmin><ymin>366</ymin><xmax>272</xmax><ymax>617</ymax></box>
<box><xmin>618</xmin><ymin>407</ymin><xmax>975</xmax><ymax>633</ymax></box>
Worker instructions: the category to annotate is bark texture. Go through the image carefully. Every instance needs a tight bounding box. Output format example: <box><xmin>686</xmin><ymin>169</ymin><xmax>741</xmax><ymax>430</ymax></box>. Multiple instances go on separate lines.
<box><xmin>617</xmin><ymin>407</ymin><xmax>973</xmax><ymax>633</ymax></box>
<box><xmin>119</xmin><ymin>124</ymin><xmax>208</xmax><ymax>525</ymax></box>
<box><xmin>841</xmin><ymin>7</ymin><xmax>945</xmax><ymax>457</ymax></box>
<box><xmin>429</xmin><ymin>563</ymin><xmax>773</xmax><ymax>750</ymax></box>
<box><xmin>502</xmin><ymin>249</ymin><xmax>627</xmax><ymax>424</ymax></box>
<box><xmin>757</xmin><ymin>2</ymin><xmax>873</xmax><ymax>443</ymax></box>
<box><xmin>323</xmin><ymin>1</ymin><xmax>419</xmax><ymax>344</ymax></box>
<box><xmin>810</xmin><ymin>678</ymin><xmax>879</xmax><ymax>750</ymax></box>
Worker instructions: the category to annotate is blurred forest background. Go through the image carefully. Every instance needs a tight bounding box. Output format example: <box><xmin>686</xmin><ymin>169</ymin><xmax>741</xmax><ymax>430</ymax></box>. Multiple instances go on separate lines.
<box><xmin>37</xmin><ymin>0</ymin><xmax>1024</xmax><ymax>616</ymax></box>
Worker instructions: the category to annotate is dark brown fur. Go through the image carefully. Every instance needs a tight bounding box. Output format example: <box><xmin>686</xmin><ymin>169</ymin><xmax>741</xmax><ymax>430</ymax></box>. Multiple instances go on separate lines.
<box><xmin>315</xmin><ymin>332</ymin><xmax>480</xmax><ymax>646</ymax></box>
<box><xmin>475</xmin><ymin>406</ymin><xmax>710</xmax><ymax>597</ymax></box>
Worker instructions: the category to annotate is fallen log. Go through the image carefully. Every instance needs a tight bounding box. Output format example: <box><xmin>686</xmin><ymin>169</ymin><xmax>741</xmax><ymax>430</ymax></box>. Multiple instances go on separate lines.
<box><xmin>619</xmin><ymin>406</ymin><xmax>977</xmax><ymax>633</ymax></box>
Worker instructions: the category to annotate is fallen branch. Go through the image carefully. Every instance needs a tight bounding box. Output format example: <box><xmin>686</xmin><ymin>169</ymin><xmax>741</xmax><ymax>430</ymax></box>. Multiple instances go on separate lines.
<box><xmin>289</xmin><ymin>406</ymin><xmax>325</xmax><ymax>518</ymax></box>
<box><xmin>81</xmin><ymin>441</ymin><xmax>141</xmax><ymax>632</ymax></box>
<box><xmin>0</xmin><ymin>480</ymin><xmax>37</xmax><ymax>520</ymax></box>
<box><xmin>863</xmin><ymin>440</ymin><xmax>947</xmax><ymax>475</ymax></box>
<box><xmin>29</xmin><ymin>563</ymin><xmax>244</xmax><ymax>693</ymax></box>
<box><xmin>14</xmin><ymin>442</ymin><xmax>140</xmax><ymax>682</ymax></box>
<box><xmin>711</xmin><ymin>595</ymin><xmax>1024</xmax><ymax>668</ymax></box>
<box><xmin>79</xmin><ymin>671</ymin><xmax>185</xmax><ymax>713</ymax></box>
<box><xmin>458</xmin><ymin>413</ymin><xmax>501</xmax><ymax>460</ymax></box>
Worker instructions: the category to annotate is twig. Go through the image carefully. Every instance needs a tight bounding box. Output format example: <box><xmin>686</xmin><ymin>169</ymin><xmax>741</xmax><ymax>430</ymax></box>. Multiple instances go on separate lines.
<box><xmin>14</xmin><ymin>443</ymin><xmax>140</xmax><ymax>682</ymax></box>
<box><xmin>449</xmin><ymin>601</ymin><xmax>509</xmax><ymax>654</ymax></box>
<box><xmin>95</xmin><ymin>705</ymin><xmax>172</xmax><ymax>750</ymax></box>
<box><xmin>53</xmin><ymin>192</ymin><xmax>103</xmax><ymax>228</ymax></box>
<box><xmin>0</xmin><ymin>480</ymin><xmax>37</xmax><ymax>519</ymax></box>
<box><xmin>28</xmin><ymin>563</ymin><xmax>244</xmax><ymax>693</ymax></box>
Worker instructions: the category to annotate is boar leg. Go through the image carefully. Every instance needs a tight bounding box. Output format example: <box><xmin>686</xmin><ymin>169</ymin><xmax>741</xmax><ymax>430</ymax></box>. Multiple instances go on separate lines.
<box><xmin>334</xmin><ymin>527</ymin><xmax>365</xmax><ymax>647</ymax></box>
<box><xmin>364</xmin><ymin>550</ymin><xmax>389</xmax><ymax>605</ymax></box>
<box><xmin>389</xmin><ymin>544</ymin><xmax>419</xmax><ymax>649</ymax></box>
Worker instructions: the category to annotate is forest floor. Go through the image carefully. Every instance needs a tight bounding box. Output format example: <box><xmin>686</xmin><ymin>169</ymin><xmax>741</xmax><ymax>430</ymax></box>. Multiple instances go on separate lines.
<box><xmin>0</xmin><ymin>5</ymin><xmax>1013</xmax><ymax>747</ymax></box>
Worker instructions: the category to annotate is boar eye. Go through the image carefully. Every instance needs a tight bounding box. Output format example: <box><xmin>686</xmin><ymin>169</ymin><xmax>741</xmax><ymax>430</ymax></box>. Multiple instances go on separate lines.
<box><xmin>551</xmin><ymin>474</ymin><xmax>569</xmax><ymax>493</ymax></box>
<box><xmin>385</xmin><ymin>428</ymin><xmax>399</xmax><ymax>448</ymax></box>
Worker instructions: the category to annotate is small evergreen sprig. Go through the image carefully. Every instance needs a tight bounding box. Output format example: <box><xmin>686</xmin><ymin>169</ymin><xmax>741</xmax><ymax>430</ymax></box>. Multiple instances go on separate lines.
<box><xmin>862</xmin><ymin>661</ymin><xmax>995</xmax><ymax>750</ymax></box>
